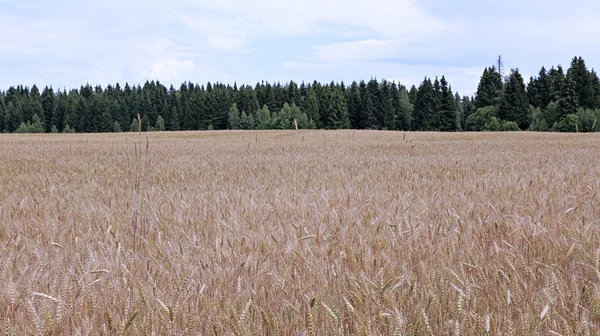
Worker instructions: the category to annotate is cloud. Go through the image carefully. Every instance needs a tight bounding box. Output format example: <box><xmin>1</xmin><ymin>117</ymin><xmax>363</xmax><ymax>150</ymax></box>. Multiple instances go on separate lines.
<box><xmin>307</xmin><ymin>39</ymin><xmax>418</xmax><ymax>62</ymax></box>
<box><xmin>177</xmin><ymin>0</ymin><xmax>448</xmax><ymax>48</ymax></box>
<box><xmin>145</xmin><ymin>59</ymin><xmax>196</xmax><ymax>81</ymax></box>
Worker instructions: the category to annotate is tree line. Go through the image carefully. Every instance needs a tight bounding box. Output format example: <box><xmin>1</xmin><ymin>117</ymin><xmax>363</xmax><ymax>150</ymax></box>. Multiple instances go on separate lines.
<box><xmin>0</xmin><ymin>56</ymin><xmax>598</xmax><ymax>133</ymax></box>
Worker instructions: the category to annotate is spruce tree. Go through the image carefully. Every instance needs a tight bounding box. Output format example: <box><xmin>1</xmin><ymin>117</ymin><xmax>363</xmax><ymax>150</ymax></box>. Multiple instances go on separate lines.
<box><xmin>347</xmin><ymin>81</ymin><xmax>362</xmax><ymax>129</ymax></box>
<box><xmin>569</xmin><ymin>56</ymin><xmax>594</xmax><ymax>108</ymax></box>
<box><xmin>438</xmin><ymin>76</ymin><xmax>457</xmax><ymax>131</ymax></box>
<box><xmin>499</xmin><ymin>69</ymin><xmax>529</xmax><ymax>129</ymax></box>
<box><xmin>380</xmin><ymin>80</ymin><xmax>395</xmax><ymax>130</ymax></box>
<box><xmin>413</xmin><ymin>78</ymin><xmax>436</xmax><ymax>131</ymax></box>
<box><xmin>397</xmin><ymin>87</ymin><xmax>412</xmax><ymax>131</ymax></box>
<box><xmin>359</xmin><ymin>80</ymin><xmax>376</xmax><ymax>128</ymax></box>
<box><xmin>41</xmin><ymin>86</ymin><xmax>55</xmax><ymax>132</ymax></box>
<box><xmin>305</xmin><ymin>87</ymin><xmax>319</xmax><ymax>127</ymax></box>
<box><xmin>549</xmin><ymin>66</ymin><xmax>565</xmax><ymax>102</ymax></box>
<box><xmin>475</xmin><ymin>66</ymin><xmax>503</xmax><ymax>109</ymax></box>
<box><xmin>557</xmin><ymin>73</ymin><xmax>578</xmax><ymax>120</ymax></box>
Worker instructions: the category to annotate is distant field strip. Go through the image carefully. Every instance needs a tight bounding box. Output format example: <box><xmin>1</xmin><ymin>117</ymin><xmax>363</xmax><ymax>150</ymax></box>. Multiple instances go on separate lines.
<box><xmin>1</xmin><ymin>130</ymin><xmax>599</xmax><ymax>335</ymax></box>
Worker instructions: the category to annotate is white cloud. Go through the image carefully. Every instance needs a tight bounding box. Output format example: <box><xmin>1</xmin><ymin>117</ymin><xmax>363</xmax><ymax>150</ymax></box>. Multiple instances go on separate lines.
<box><xmin>146</xmin><ymin>59</ymin><xmax>196</xmax><ymax>81</ymax></box>
<box><xmin>307</xmin><ymin>39</ymin><xmax>421</xmax><ymax>62</ymax></box>
<box><xmin>177</xmin><ymin>0</ymin><xmax>449</xmax><ymax>48</ymax></box>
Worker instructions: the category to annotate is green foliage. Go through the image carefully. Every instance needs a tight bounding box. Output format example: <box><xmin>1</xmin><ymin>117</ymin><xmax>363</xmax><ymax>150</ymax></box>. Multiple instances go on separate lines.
<box><xmin>475</xmin><ymin>66</ymin><xmax>503</xmax><ymax>109</ymax></box>
<box><xmin>130</xmin><ymin>119</ymin><xmax>140</xmax><ymax>132</ymax></box>
<box><xmin>529</xmin><ymin>106</ymin><xmax>549</xmax><ymax>132</ymax></box>
<box><xmin>240</xmin><ymin>111</ymin><xmax>255</xmax><ymax>130</ymax></box>
<box><xmin>465</xmin><ymin>106</ymin><xmax>497</xmax><ymax>131</ymax></box>
<box><xmin>557</xmin><ymin>73</ymin><xmax>578</xmax><ymax>119</ymax></box>
<box><xmin>438</xmin><ymin>76</ymin><xmax>457</xmax><ymax>131</ymax></box>
<box><xmin>486</xmin><ymin>117</ymin><xmax>502</xmax><ymax>131</ymax></box>
<box><xmin>113</xmin><ymin>121</ymin><xmax>122</xmax><ymax>133</ymax></box>
<box><xmin>14</xmin><ymin>114</ymin><xmax>45</xmax><ymax>133</ymax></box>
<box><xmin>499</xmin><ymin>69</ymin><xmax>529</xmax><ymax>129</ymax></box>
<box><xmin>228</xmin><ymin>103</ymin><xmax>241</xmax><ymax>130</ymax></box>
<box><xmin>552</xmin><ymin>114</ymin><xmax>580</xmax><ymax>132</ymax></box>
<box><xmin>156</xmin><ymin>115</ymin><xmax>166</xmax><ymax>131</ymax></box>
<box><xmin>3</xmin><ymin>55</ymin><xmax>599</xmax><ymax>133</ymax></box>
<box><xmin>501</xmin><ymin>120</ymin><xmax>520</xmax><ymax>131</ymax></box>
<box><xmin>576</xmin><ymin>108</ymin><xmax>600</xmax><ymax>132</ymax></box>
<box><xmin>396</xmin><ymin>87</ymin><xmax>412</xmax><ymax>131</ymax></box>
<box><xmin>63</xmin><ymin>124</ymin><xmax>73</xmax><ymax>133</ymax></box>
<box><xmin>50</xmin><ymin>125</ymin><xmax>59</xmax><ymax>133</ymax></box>
<box><xmin>256</xmin><ymin>105</ymin><xmax>272</xmax><ymax>130</ymax></box>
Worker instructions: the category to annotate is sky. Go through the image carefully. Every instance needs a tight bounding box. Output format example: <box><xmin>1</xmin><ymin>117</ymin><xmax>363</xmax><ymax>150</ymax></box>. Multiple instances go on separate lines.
<box><xmin>2</xmin><ymin>0</ymin><xmax>600</xmax><ymax>96</ymax></box>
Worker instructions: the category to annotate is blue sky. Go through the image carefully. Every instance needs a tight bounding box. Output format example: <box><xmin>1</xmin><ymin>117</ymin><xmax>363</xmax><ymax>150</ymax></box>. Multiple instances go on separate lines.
<box><xmin>2</xmin><ymin>0</ymin><xmax>600</xmax><ymax>95</ymax></box>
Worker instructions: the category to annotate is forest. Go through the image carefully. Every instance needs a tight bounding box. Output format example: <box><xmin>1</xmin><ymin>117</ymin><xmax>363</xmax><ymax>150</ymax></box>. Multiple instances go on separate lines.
<box><xmin>0</xmin><ymin>56</ymin><xmax>598</xmax><ymax>133</ymax></box>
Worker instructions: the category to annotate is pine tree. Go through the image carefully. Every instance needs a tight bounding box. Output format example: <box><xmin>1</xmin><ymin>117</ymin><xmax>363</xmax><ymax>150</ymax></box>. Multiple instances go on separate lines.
<box><xmin>438</xmin><ymin>76</ymin><xmax>457</xmax><ymax>131</ymax></box>
<box><xmin>499</xmin><ymin>69</ymin><xmax>530</xmax><ymax>129</ymax></box>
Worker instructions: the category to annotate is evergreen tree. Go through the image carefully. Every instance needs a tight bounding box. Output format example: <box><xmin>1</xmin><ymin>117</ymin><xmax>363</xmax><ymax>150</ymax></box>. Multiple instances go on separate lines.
<box><xmin>25</xmin><ymin>85</ymin><xmax>44</xmax><ymax>128</ymax></box>
<box><xmin>548</xmin><ymin>66</ymin><xmax>565</xmax><ymax>102</ymax></box>
<box><xmin>499</xmin><ymin>69</ymin><xmax>530</xmax><ymax>129</ymax></box>
<box><xmin>359</xmin><ymin>80</ymin><xmax>376</xmax><ymax>128</ymax></box>
<box><xmin>41</xmin><ymin>86</ymin><xmax>55</xmax><ymax>132</ymax></box>
<box><xmin>438</xmin><ymin>76</ymin><xmax>457</xmax><ymax>131</ymax></box>
<box><xmin>5</xmin><ymin>101</ymin><xmax>23</xmax><ymax>132</ymax></box>
<box><xmin>454</xmin><ymin>93</ymin><xmax>464</xmax><ymax>131</ymax></box>
<box><xmin>568</xmin><ymin>56</ymin><xmax>595</xmax><ymax>108</ymax></box>
<box><xmin>367</xmin><ymin>79</ymin><xmax>382</xmax><ymax>128</ymax></box>
<box><xmin>130</xmin><ymin>119</ymin><xmax>140</xmax><ymax>132</ymax></box>
<box><xmin>380</xmin><ymin>80</ymin><xmax>396</xmax><ymax>130</ymax></box>
<box><xmin>320</xmin><ymin>86</ymin><xmax>349</xmax><ymax>129</ymax></box>
<box><xmin>156</xmin><ymin>115</ymin><xmax>166</xmax><ymax>131</ymax></box>
<box><xmin>347</xmin><ymin>81</ymin><xmax>362</xmax><ymax>129</ymax></box>
<box><xmin>397</xmin><ymin>86</ymin><xmax>412</xmax><ymax>131</ymax></box>
<box><xmin>557</xmin><ymin>73</ymin><xmax>578</xmax><ymax>120</ymax></box>
<box><xmin>413</xmin><ymin>78</ymin><xmax>436</xmax><ymax>131</ymax></box>
<box><xmin>305</xmin><ymin>87</ymin><xmax>319</xmax><ymax>127</ymax></box>
<box><xmin>228</xmin><ymin>103</ymin><xmax>241</xmax><ymax>130</ymax></box>
<box><xmin>113</xmin><ymin>121</ymin><xmax>122</xmax><ymax>132</ymax></box>
<box><xmin>475</xmin><ymin>66</ymin><xmax>503</xmax><ymax>109</ymax></box>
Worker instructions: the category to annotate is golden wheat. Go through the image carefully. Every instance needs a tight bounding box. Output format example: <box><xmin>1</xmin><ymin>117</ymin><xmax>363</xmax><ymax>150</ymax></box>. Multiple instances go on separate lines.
<box><xmin>0</xmin><ymin>130</ymin><xmax>599</xmax><ymax>334</ymax></box>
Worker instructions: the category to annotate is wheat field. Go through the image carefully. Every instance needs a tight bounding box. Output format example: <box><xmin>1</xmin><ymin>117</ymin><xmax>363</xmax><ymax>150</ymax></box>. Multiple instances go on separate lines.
<box><xmin>1</xmin><ymin>130</ymin><xmax>599</xmax><ymax>335</ymax></box>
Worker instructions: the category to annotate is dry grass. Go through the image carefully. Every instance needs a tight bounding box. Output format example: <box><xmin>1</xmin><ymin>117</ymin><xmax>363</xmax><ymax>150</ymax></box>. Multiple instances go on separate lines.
<box><xmin>1</xmin><ymin>130</ymin><xmax>600</xmax><ymax>335</ymax></box>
